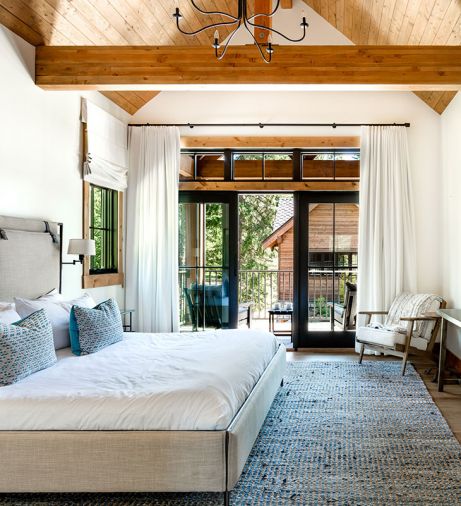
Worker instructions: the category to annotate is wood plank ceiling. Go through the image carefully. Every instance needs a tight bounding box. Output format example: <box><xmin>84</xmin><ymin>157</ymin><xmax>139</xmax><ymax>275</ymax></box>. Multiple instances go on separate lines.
<box><xmin>303</xmin><ymin>0</ymin><xmax>460</xmax><ymax>114</ymax></box>
<box><xmin>0</xmin><ymin>1</ymin><xmax>459</xmax><ymax>114</ymax></box>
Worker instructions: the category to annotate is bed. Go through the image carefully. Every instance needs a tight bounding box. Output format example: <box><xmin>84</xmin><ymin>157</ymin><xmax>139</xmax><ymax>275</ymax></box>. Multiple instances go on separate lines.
<box><xmin>0</xmin><ymin>216</ymin><xmax>286</xmax><ymax>505</ymax></box>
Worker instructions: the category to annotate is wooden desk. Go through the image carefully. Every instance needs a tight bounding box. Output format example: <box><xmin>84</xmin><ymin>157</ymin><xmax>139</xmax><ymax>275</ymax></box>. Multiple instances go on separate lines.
<box><xmin>437</xmin><ymin>308</ymin><xmax>461</xmax><ymax>392</ymax></box>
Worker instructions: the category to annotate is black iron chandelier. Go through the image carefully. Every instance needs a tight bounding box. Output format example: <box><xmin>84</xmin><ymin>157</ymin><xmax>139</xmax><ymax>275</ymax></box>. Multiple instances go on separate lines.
<box><xmin>173</xmin><ymin>0</ymin><xmax>309</xmax><ymax>63</ymax></box>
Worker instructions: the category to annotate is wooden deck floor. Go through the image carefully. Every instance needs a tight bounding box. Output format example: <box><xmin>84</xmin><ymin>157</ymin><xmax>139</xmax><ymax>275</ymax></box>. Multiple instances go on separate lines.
<box><xmin>287</xmin><ymin>349</ymin><xmax>461</xmax><ymax>443</ymax></box>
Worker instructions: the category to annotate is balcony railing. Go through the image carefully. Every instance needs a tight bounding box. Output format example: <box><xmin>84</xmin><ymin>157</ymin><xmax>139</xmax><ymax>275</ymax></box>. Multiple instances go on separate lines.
<box><xmin>239</xmin><ymin>269</ymin><xmax>357</xmax><ymax>320</ymax></box>
<box><xmin>179</xmin><ymin>268</ymin><xmax>357</xmax><ymax>326</ymax></box>
<box><xmin>239</xmin><ymin>270</ymin><xmax>292</xmax><ymax>320</ymax></box>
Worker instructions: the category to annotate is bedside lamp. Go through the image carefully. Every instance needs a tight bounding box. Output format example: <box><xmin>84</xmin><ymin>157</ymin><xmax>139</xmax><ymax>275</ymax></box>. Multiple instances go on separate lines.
<box><xmin>63</xmin><ymin>239</ymin><xmax>96</xmax><ymax>266</ymax></box>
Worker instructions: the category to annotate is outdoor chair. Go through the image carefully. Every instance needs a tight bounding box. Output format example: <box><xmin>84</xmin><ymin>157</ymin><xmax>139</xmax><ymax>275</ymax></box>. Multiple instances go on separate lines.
<box><xmin>356</xmin><ymin>292</ymin><xmax>446</xmax><ymax>375</ymax></box>
<box><xmin>184</xmin><ymin>285</ymin><xmax>252</xmax><ymax>330</ymax></box>
<box><xmin>329</xmin><ymin>281</ymin><xmax>357</xmax><ymax>330</ymax></box>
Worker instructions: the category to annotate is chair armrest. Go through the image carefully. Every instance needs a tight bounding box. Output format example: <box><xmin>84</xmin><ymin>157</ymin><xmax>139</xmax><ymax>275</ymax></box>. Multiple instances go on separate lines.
<box><xmin>400</xmin><ymin>315</ymin><xmax>439</xmax><ymax>322</ymax></box>
<box><xmin>358</xmin><ymin>311</ymin><xmax>388</xmax><ymax>315</ymax></box>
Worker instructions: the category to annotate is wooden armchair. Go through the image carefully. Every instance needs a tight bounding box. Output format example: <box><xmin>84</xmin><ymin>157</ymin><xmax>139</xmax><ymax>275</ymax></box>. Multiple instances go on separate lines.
<box><xmin>329</xmin><ymin>281</ymin><xmax>357</xmax><ymax>331</ymax></box>
<box><xmin>356</xmin><ymin>293</ymin><xmax>446</xmax><ymax>375</ymax></box>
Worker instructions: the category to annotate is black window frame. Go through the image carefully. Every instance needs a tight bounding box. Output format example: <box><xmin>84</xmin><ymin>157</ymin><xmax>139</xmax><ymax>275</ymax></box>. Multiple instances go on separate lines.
<box><xmin>180</xmin><ymin>148</ymin><xmax>360</xmax><ymax>183</ymax></box>
<box><xmin>89</xmin><ymin>183</ymin><xmax>119</xmax><ymax>275</ymax></box>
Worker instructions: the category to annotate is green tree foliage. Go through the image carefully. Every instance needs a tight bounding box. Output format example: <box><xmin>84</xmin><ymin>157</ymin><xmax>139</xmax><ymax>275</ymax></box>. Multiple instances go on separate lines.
<box><xmin>238</xmin><ymin>194</ymin><xmax>282</xmax><ymax>308</ymax></box>
<box><xmin>238</xmin><ymin>194</ymin><xmax>280</xmax><ymax>271</ymax></box>
<box><xmin>202</xmin><ymin>195</ymin><xmax>282</xmax><ymax>272</ymax></box>
<box><xmin>205</xmin><ymin>203</ymin><xmax>224</xmax><ymax>267</ymax></box>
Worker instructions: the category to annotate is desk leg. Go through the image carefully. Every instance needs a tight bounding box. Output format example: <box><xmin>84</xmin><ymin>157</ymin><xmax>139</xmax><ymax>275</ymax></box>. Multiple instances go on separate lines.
<box><xmin>269</xmin><ymin>314</ymin><xmax>272</xmax><ymax>333</ymax></box>
<box><xmin>438</xmin><ymin>319</ymin><xmax>448</xmax><ymax>392</ymax></box>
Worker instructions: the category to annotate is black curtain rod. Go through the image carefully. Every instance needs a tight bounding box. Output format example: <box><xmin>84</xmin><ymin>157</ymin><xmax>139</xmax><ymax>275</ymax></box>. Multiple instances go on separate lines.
<box><xmin>128</xmin><ymin>122</ymin><xmax>410</xmax><ymax>128</ymax></box>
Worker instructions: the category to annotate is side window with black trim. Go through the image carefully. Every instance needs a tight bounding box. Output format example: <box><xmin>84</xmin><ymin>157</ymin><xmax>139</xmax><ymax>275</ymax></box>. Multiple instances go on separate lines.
<box><xmin>89</xmin><ymin>184</ymin><xmax>118</xmax><ymax>275</ymax></box>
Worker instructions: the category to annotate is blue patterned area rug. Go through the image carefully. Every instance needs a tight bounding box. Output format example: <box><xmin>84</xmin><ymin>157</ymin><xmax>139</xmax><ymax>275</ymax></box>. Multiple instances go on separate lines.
<box><xmin>1</xmin><ymin>361</ymin><xmax>461</xmax><ymax>505</ymax></box>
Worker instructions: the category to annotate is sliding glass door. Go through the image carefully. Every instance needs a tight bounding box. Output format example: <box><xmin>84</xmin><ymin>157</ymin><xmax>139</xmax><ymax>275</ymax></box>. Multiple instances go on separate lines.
<box><xmin>179</xmin><ymin>192</ymin><xmax>238</xmax><ymax>331</ymax></box>
<box><xmin>294</xmin><ymin>192</ymin><xmax>359</xmax><ymax>348</ymax></box>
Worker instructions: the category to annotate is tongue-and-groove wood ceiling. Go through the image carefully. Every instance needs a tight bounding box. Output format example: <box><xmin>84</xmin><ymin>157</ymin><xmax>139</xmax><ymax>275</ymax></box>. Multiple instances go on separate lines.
<box><xmin>0</xmin><ymin>1</ymin><xmax>459</xmax><ymax>115</ymax></box>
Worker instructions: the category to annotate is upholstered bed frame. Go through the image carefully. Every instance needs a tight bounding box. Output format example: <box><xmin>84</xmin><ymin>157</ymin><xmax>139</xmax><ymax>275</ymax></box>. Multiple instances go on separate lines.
<box><xmin>0</xmin><ymin>216</ymin><xmax>286</xmax><ymax>505</ymax></box>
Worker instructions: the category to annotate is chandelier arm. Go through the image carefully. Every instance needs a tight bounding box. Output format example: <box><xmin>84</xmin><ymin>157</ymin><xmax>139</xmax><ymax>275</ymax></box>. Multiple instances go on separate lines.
<box><xmin>215</xmin><ymin>21</ymin><xmax>242</xmax><ymax>60</ymax></box>
<box><xmin>245</xmin><ymin>19</ymin><xmax>308</xmax><ymax>43</ymax></box>
<box><xmin>243</xmin><ymin>18</ymin><xmax>271</xmax><ymax>63</ymax></box>
<box><xmin>190</xmin><ymin>0</ymin><xmax>238</xmax><ymax>20</ymax></box>
<box><xmin>246</xmin><ymin>0</ymin><xmax>280</xmax><ymax>21</ymax></box>
<box><xmin>176</xmin><ymin>18</ymin><xmax>239</xmax><ymax>36</ymax></box>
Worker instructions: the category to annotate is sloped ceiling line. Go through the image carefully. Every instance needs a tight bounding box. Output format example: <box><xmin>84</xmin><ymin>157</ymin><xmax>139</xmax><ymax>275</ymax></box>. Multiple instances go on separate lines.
<box><xmin>302</xmin><ymin>0</ymin><xmax>460</xmax><ymax>114</ymax></box>
<box><xmin>0</xmin><ymin>0</ymin><xmax>459</xmax><ymax>114</ymax></box>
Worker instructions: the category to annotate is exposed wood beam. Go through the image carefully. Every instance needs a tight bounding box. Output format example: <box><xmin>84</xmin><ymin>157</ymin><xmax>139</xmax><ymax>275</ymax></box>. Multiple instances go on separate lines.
<box><xmin>280</xmin><ymin>0</ymin><xmax>293</xmax><ymax>8</ymax></box>
<box><xmin>254</xmin><ymin>0</ymin><xmax>272</xmax><ymax>44</ymax></box>
<box><xmin>301</xmin><ymin>0</ymin><xmax>461</xmax><ymax>113</ymax></box>
<box><xmin>35</xmin><ymin>45</ymin><xmax>461</xmax><ymax>90</ymax></box>
<box><xmin>181</xmin><ymin>136</ymin><xmax>360</xmax><ymax>148</ymax></box>
<box><xmin>179</xmin><ymin>181</ymin><xmax>359</xmax><ymax>191</ymax></box>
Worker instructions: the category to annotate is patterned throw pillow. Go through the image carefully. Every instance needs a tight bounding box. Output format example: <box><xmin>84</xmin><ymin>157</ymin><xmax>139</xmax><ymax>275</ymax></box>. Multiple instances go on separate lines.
<box><xmin>0</xmin><ymin>309</ymin><xmax>57</xmax><ymax>386</ymax></box>
<box><xmin>70</xmin><ymin>298</ymin><xmax>123</xmax><ymax>356</ymax></box>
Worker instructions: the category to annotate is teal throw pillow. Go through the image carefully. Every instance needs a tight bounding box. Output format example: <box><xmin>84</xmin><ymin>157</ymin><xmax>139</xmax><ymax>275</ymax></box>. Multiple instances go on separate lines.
<box><xmin>69</xmin><ymin>298</ymin><xmax>123</xmax><ymax>356</ymax></box>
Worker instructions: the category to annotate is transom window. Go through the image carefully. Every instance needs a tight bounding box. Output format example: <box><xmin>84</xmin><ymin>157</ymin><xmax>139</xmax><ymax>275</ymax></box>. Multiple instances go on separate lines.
<box><xmin>180</xmin><ymin>149</ymin><xmax>360</xmax><ymax>182</ymax></box>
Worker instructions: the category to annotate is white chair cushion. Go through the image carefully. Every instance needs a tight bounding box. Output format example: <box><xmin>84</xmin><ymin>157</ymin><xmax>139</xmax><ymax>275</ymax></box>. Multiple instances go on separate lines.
<box><xmin>385</xmin><ymin>293</ymin><xmax>443</xmax><ymax>342</ymax></box>
<box><xmin>356</xmin><ymin>325</ymin><xmax>428</xmax><ymax>351</ymax></box>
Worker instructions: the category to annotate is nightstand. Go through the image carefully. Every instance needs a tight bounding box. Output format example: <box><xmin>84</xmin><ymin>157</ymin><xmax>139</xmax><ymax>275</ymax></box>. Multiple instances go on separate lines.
<box><xmin>120</xmin><ymin>309</ymin><xmax>135</xmax><ymax>332</ymax></box>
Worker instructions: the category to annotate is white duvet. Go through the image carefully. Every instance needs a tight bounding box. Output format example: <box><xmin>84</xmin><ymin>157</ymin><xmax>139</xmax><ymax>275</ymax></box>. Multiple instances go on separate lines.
<box><xmin>0</xmin><ymin>329</ymin><xmax>279</xmax><ymax>431</ymax></box>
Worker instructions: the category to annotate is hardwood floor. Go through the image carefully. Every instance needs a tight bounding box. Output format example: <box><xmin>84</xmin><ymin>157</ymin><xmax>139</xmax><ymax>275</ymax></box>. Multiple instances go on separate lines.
<box><xmin>287</xmin><ymin>349</ymin><xmax>461</xmax><ymax>443</ymax></box>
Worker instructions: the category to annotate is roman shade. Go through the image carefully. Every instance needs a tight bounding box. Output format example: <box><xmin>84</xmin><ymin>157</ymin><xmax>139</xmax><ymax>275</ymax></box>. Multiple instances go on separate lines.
<box><xmin>81</xmin><ymin>99</ymin><xmax>128</xmax><ymax>191</ymax></box>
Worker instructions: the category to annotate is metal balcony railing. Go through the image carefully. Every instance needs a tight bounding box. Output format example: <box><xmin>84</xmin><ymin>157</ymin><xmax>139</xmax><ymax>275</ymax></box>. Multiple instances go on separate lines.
<box><xmin>179</xmin><ymin>267</ymin><xmax>357</xmax><ymax>325</ymax></box>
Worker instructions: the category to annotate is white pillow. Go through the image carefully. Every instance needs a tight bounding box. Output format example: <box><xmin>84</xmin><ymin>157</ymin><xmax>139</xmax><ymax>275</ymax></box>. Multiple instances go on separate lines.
<box><xmin>0</xmin><ymin>302</ymin><xmax>21</xmax><ymax>325</ymax></box>
<box><xmin>38</xmin><ymin>288</ymin><xmax>63</xmax><ymax>302</ymax></box>
<box><xmin>14</xmin><ymin>293</ymin><xmax>96</xmax><ymax>350</ymax></box>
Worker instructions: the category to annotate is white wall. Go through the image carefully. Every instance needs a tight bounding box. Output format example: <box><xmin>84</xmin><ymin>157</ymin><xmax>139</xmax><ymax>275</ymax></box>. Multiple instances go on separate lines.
<box><xmin>441</xmin><ymin>92</ymin><xmax>461</xmax><ymax>358</ymax></box>
<box><xmin>0</xmin><ymin>25</ymin><xmax>130</xmax><ymax>303</ymax></box>
<box><xmin>133</xmin><ymin>90</ymin><xmax>443</xmax><ymax>296</ymax></box>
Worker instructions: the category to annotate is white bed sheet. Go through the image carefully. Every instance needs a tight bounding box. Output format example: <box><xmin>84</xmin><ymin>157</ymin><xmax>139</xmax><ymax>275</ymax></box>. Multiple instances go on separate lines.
<box><xmin>0</xmin><ymin>329</ymin><xmax>279</xmax><ymax>431</ymax></box>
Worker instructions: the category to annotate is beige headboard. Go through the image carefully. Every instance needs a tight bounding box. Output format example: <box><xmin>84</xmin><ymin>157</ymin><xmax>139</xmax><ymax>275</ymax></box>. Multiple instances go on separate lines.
<box><xmin>0</xmin><ymin>216</ymin><xmax>62</xmax><ymax>302</ymax></box>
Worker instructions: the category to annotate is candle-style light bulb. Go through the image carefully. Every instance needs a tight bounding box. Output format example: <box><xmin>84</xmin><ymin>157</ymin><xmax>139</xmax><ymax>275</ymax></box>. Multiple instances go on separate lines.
<box><xmin>213</xmin><ymin>30</ymin><xmax>220</xmax><ymax>49</ymax></box>
<box><xmin>266</xmin><ymin>34</ymin><xmax>274</xmax><ymax>54</ymax></box>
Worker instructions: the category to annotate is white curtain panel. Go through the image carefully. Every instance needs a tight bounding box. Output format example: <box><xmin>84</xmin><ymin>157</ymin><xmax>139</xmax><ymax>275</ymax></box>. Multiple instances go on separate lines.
<box><xmin>357</xmin><ymin>126</ymin><xmax>417</xmax><ymax>351</ymax></box>
<box><xmin>81</xmin><ymin>99</ymin><xmax>128</xmax><ymax>191</ymax></box>
<box><xmin>126</xmin><ymin>126</ymin><xmax>181</xmax><ymax>332</ymax></box>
